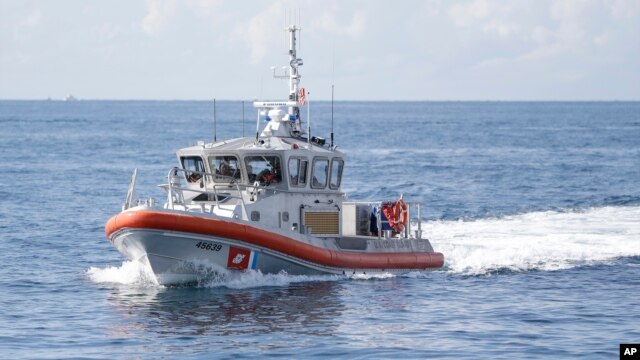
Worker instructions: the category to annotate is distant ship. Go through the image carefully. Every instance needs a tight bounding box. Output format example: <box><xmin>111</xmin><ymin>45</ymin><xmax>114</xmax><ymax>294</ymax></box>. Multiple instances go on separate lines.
<box><xmin>64</xmin><ymin>94</ymin><xmax>78</xmax><ymax>101</ymax></box>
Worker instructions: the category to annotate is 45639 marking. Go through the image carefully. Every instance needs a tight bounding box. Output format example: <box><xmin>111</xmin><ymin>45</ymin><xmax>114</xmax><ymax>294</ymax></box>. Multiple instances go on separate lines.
<box><xmin>195</xmin><ymin>241</ymin><xmax>222</xmax><ymax>252</ymax></box>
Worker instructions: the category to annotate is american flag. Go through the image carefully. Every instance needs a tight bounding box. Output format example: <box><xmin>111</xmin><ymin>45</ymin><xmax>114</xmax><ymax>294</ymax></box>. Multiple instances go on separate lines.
<box><xmin>297</xmin><ymin>87</ymin><xmax>307</xmax><ymax>105</ymax></box>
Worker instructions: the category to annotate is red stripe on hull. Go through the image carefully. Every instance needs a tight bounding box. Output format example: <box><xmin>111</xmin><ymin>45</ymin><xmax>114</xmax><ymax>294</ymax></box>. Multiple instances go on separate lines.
<box><xmin>105</xmin><ymin>211</ymin><xmax>444</xmax><ymax>270</ymax></box>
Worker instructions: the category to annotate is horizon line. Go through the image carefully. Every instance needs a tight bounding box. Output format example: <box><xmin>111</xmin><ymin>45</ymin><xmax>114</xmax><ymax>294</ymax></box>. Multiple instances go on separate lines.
<box><xmin>2</xmin><ymin>98</ymin><xmax>639</xmax><ymax>102</ymax></box>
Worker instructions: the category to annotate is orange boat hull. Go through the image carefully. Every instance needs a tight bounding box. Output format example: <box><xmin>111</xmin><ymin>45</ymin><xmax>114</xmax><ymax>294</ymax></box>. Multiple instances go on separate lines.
<box><xmin>106</xmin><ymin>210</ymin><xmax>444</xmax><ymax>280</ymax></box>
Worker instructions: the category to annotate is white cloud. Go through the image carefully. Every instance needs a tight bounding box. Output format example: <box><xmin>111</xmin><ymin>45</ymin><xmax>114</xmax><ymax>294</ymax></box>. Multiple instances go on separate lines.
<box><xmin>531</xmin><ymin>26</ymin><xmax>553</xmax><ymax>45</ymax></box>
<box><xmin>141</xmin><ymin>0</ymin><xmax>177</xmax><ymax>36</ymax></box>
<box><xmin>420</xmin><ymin>0</ymin><xmax>444</xmax><ymax>17</ymax></box>
<box><xmin>475</xmin><ymin>56</ymin><xmax>509</xmax><ymax>69</ymax></box>
<box><xmin>608</xmin><ymin>0</ymin><xmax>640</xmax><ymax>19</ymax></box>
<box><xmin>593</xmin><ymin>32</ymin><xmax>609</xmax><ymax>47</ymax></box>
<box><xmin>517</xmin><ymin>0</ymin><xmax>599</xmax><ymax>62</ymax></box>
<box><xmin>549</xmin><ymin>0</ymin><xmax>590</xmax><ymax>44</ymax></box>
<box><xmin>482</xmin><ymin>20</ymin><xmax>518</xmax><ymax>38</ymax></box>
<box><xmin>186</xmin><ymin>0</ymin><xmax>223</xmax><ymax>19</ymax></box>
<box><xmin>313</xmin><ymin>11</ymin><xmax>366</xmax><ymax>38</ymax></box>
<box><xmin>449</xmin><ymin>0</ymin><xmax>489</xmax><ymax>27</ymax></box>
<box><xmin>92</xmin><ymin>23</ymin><xmax>125</xmax><ymax>41</ymax></box>
<box><xmin>234</xmin><ymin>2</ymin><xmax>284</xmax><ymax>63</ymax></box>
<box><xmin>23</xmin><ymin>8</ymin><xmax>41</xmax><ymax>27</ymax></box>
<box><xmin>448</xmin><ymin>1</ymin><xmax>520</xmax><ymax>39</ymax></box>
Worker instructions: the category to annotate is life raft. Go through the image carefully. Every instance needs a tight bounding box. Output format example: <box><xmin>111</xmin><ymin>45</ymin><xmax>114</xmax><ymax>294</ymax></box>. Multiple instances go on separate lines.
<box><xmin>381</xmin><ymin>198</ymin><xmax>408</xmax><ymax>233</ymax></box>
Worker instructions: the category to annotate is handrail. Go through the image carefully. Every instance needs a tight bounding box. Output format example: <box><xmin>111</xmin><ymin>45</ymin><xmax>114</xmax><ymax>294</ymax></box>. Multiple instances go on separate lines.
<box><xmin>166</xmin><ymin>168</ymin><xmax>248</xmax><ymax>220</ymax></box>
<box><xmin>163</xmin><ymin>167</ymin><xmax>421</xmax><ymax>240</ymax></box>
<box><xmin>342</xmin><ymin>200</ymin><xmax>422</xmax><ymax>239</ymax></box>
<box><xmin>123</xmin><ymin>168</ymin><xmax>138</xmax><ymax>211</ymax></box>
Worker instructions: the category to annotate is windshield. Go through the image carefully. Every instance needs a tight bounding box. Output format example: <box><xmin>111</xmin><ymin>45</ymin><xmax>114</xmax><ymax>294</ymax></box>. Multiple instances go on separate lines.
<box><xmin>181</xmin><ymin>156</ymin><xmax>205</xmax><ymax>183</ymax></box>
<box><xmin>209</xmin><ymin>155</ymin><xmax>241</xmax><ymax>183</ymax></box>
<box><xmin>245</xmin><ymin>155</ymin><xmax>283</xmax><ymax>186</ymax></box>
<box><xmin>288</xmin><ymin>157</ymin><xmax>308</xmax><ymax>187</ymax></box>
<box><xmin>311</xmin><ymin>158</ymin><xmax>329</xmax><ymax>189</ymax></box>
<box><xmin>330</xmin><ymin>158</ymin><xmax>344</xmax><ymax>189</ymax></box>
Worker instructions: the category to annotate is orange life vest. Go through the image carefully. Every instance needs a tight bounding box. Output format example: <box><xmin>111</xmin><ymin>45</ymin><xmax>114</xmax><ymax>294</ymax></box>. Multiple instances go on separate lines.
<box><xmin>381</xmin><ymin>198</ymin><xmax>408</xmax><ymax>233</ymax></box>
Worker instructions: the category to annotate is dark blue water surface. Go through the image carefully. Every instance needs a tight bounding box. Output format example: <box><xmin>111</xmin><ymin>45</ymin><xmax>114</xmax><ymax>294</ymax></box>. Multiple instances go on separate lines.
<box><xmin>0</xmin><ymin>100</ymin><xmax>639</xmax><ymax>359</ymax></box>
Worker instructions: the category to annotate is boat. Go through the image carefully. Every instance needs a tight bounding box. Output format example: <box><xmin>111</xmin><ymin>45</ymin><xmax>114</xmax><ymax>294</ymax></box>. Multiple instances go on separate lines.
<box><xmin>104</xmin><ymin>25</ymin><xmax>444</xmax><ymax>285</ymax></box>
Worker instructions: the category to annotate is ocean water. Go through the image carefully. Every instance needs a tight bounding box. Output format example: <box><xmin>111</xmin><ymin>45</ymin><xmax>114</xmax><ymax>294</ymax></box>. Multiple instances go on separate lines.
<box><xmin>0</xmin><ymin>100</ymin><xmax>639</xmax><ymax>359</ymax></box>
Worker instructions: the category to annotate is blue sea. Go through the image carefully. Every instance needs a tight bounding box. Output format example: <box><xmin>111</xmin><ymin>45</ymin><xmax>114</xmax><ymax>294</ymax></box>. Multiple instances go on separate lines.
<box><xmin>0</xmin><ymin>100</ymin><xmax>639</xmax><ymax>359</ymax></box>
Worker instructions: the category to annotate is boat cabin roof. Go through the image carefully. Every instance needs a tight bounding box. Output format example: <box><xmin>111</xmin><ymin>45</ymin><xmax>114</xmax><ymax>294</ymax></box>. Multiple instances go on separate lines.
<box><xmin>177</xmin><ymin>136</ymin><xmax>342</xmax><ymax>155</ymax></box>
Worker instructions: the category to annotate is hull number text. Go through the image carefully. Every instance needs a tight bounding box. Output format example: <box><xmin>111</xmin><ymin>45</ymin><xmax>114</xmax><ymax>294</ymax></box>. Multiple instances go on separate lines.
<box><xmin>195</xmin><ymin>241</ymin><xmax>222</xmax><ymax>252</ymax></box>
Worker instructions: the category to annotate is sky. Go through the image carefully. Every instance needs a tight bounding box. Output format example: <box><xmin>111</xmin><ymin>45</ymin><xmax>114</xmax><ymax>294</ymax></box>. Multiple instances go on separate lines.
<box><xmin>1</xmin><ymin>0</ymin><xmax>639</xmax><ymax>101</ymax></box>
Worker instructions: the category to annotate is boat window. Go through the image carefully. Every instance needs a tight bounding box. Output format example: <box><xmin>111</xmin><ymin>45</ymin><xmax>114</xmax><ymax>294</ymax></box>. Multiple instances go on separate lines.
<box><xmin>329</xmin><ymin>158</ymin><xmax>344</xmax><ymax>189</ymax></box>
<box><xmin>245</xmin><ymin>155</ymin><xmax>282</xmax><ymax>186</ymax></box>
<box><xmin>288</xmin><ymin>158</ymin><xmax>308</xmax><ymax>187</ymax></box>
<box><xmin>209</xmin><ymin>155</ymin><xmax>241</xmax><ymax>183</ymax></box>
<box><xmin>181</xmin><ymin>156</ymin><xmax>205</xmax><ymax>183</ymax></box>
<box><xmin>311</xmin><ymin>158</ymin><xmax>329</xmax><ymax>189</ymax></box>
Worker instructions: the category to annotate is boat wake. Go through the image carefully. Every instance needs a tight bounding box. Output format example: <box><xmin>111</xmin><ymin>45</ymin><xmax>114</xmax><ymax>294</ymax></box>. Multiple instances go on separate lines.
<box><xmin>425</xmin><ymin>205</ymin><xmax>640</xmax><ymax>275</ymax></box>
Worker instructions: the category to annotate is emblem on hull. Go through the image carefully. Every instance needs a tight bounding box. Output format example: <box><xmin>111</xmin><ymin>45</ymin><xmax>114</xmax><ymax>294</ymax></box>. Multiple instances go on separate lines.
<box><xmin>227</xmin><ymin>247</ymin><xmax>251</xmax><ymax>270</ymax></box>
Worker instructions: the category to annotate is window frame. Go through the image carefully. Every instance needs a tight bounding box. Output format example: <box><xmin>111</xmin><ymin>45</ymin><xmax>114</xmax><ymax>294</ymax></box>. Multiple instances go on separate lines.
<box><xmin>310</xmin><ymin>157</ymin><xmax>330</xmax><ymax>189</ymax></box>
<box><xmin>243</xmin><ymin>154</ymin><xmax>284</xmax><ymax>187</ymax></box>
<box><xmin>208</xmin><ymin>154</ymin><xmax>242</xmax><ymax>183</ymax></box>
<box><xmin>288</xmin><ymin>157</ymin><xmax>309</xmax><ymax>188</ymax></box>
<box><xmin>329</xmin><ymin>158</ymin><xmax>344</xmax><ymax>190</ymax></box>
<box><xmin>180</xmin><ymin>156</ymin><xmax>206</xmax><ymax>183</ymax></box>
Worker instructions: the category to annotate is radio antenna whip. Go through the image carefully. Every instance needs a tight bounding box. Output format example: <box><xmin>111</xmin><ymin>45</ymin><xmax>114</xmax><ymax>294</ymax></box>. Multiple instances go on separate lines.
<box><xmin>242</xmin><ymin>100</ymin><xmax>245</xmax><ymax>137</ymax></box>
<box><xmin>331</xmin><ymin>85</ymin><xmax>334</xmax><ymax>148</ymax></box>
<box><xmin>330</xmin><ymin>49</ymin><xmax>335</xmax><ymax>148</ymax></box>
<box><xmin>307</xmin><ymin>91</ymin><xmax>311</xmax><ymax>144</ymax></box>
<box><xmin>213</xmin><ymin>98</ymin><xmax>217</xmax><ymax>143</ymax></box>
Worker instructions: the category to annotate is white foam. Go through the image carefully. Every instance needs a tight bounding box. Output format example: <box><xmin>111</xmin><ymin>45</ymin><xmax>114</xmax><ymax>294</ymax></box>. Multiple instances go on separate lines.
<box><xmin>87</xmin><ymin>260</ymin><xmax>341</xmax><ymax>289</ymax></box>
<box><xmin>347</xmin><ymin>272</ymin><xmax>395</xmax><ymax>280</ymax></box>
<box><xmin>425</xmin><ymin>206</ymin><xmax>640</xmax><ymax>275</ymax></box>
<box><xmin>213</xmin><ymin>270</ymin><xmax>340</xmax><ymax>289</ymax></box>
<box><xmin>86</xmin><ymin>260</ymin><xmax>159</xmax><ymax>286</ymax></box>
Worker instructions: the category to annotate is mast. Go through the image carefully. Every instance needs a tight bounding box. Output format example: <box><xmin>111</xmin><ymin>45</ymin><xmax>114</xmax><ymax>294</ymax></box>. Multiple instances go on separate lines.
<box><xmin>255</xmin><ymin>25</ymin><xmax>305</xmax><ymax>138</ymax></box>
<box><xmin>271</xmin><ymin>25</ymin><xmax>303</xmax><ymax>118</ymax></box>
<box><xmin>287</xmin><ymin>25</ymin><xmax>302</xmax><ymax>109</ymax></box>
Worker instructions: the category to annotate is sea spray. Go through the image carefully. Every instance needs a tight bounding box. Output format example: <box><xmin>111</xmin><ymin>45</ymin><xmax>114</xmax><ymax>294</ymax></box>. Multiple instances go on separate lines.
<box><xmin>426</xmin><ymin>205</ymin><xmax>640</xmax><ymax>275</ymax></box>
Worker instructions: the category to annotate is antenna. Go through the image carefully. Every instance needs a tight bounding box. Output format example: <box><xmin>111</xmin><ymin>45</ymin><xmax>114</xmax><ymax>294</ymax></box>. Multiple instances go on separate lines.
<box><xmin>213</xmin><ymin>98</ymin><xmax>217</xmax><ymax>143</ymax></box>
<box><xmin>298</xmin><ymin>9</ymin><xmax>301</xmax><ymax>50</ymax></box>
<box><xmin>255</xmin><ymin>109</ymin><xmax>260</xmax><ymax>141</ymax></box>
<box><xmin>331</xmin><ymin>51</ymin><xmax>335</xmax><ymax>148</ymax></box>
<box><xmin>242</xmin><ymin>100</ymin><xmax>245</xmax><ymax>137</ymax></box>
<box><xmin>307</xmin><ymin>90</ymin><xmax>311</xmax><ymax>144</ymax></box>
<box><xmin>331</xmin><ymin>85</ymin><xmax>334</xmax><ymax>148</ymax></box>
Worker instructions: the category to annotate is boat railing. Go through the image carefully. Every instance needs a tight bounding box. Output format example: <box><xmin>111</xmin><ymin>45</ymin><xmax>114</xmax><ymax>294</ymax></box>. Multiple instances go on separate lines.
<box><xmin>123</xmin><ymin>168</ymin><xmax>138</xmax><ymax>211</ymax></box>
<box><xmin>342</xmin><ymin>200</ymin><xmax>423</xmax><ymax>240</ymax></box>
<box><xmin>165</xmin><ymin>167</ymin><xmax>249</xmax><ymax>220</ymax></box>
